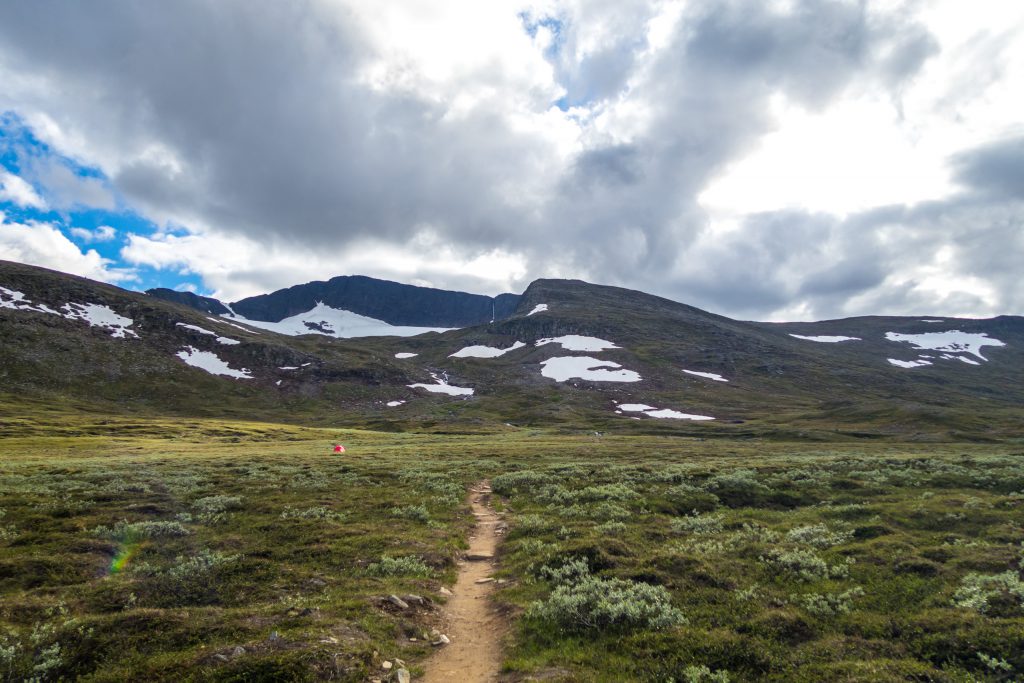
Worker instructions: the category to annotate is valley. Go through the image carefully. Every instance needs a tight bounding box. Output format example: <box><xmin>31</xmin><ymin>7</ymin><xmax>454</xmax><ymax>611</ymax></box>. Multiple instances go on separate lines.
<box><xmin>1</xmin><ymin>261</ymin><xmax>1023</xmax><ymax>681</ymax></box>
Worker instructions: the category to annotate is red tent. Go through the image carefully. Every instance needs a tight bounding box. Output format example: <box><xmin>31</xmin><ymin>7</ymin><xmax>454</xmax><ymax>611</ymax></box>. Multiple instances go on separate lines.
<box><xmin>333</xmin><ymin>444</ymin><xmax>346</xmax><ymax>453</ymax></box>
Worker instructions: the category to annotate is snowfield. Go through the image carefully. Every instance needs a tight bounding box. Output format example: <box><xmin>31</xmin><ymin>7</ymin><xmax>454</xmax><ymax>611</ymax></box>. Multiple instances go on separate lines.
<box><xmin>541</xmin><ymin>356</ymin><xmax>641</xmax><ymax>382</ymax></box>
<box><xmin>683</xmin><ymin>369</ymin><xmax>728</xmax><ymax>382</ymax></box>
<box><xmin>386</xmin><ymin>400</ymin><xmax>406</xmax><ymax>407</ymax></box>
<box><xmin>207</xmin><ymin>316</ymin><xmax>261</xmax><ymax>334</ymax></box>
<box><xmin>617</xmin><ymin>403</ymin><xmax>714</xmax><ymax>420</ymax></box>
<box><xmin>789</xmin><ymin>334</ymin><xmax>860</xmax><ymax>343</ymax></box>
<box><xmin>0</xmin><ymin>286</ymin><xmax>58</xmax><ymax>314</ymax></box>
<box><xmin>61</xmin><ymin>303</ymin><xmax>138</xmax><ymax>338</ymax></box>
<box><xmin>176</xmin><ymin>346</ymin><xmax>253</xmax><ymax>379</ymax></box>
<box><xmin>536</xmin><ymin>335</ymin><xmax>620</xmax><ymax>352</ymax></box>
<box><xmin>394</xmin><ymin>352</ymin><xmax>418</xmax><ymax>359</ymax></box>
<box><xmin>223</xmin><ymin>302</ymin><xmax>452</xmax><ymax>339</ymax></box>
<box><xmin>408</xmin><ymin>371</ymin><xmax>474</xmax><ymax>396</ymax></box>
<box><xmin>1</xmin><ymin>288</ymin><xmax>141</xmax><ymax>339</ymax></box>
<box><xmin>888</xmin><ymin>358</ymin><xmax>932</xmax><ymax>369</ymax></box>
<box><xmin>527</xmin><ymin>304</ymin><xmax>548</xmax><ymax>316</ymax></box>
<box><xmin>450</xmin><ymin>341</ymin><xmax>525</xmax><ymax>358</ymax></box>
<box><xmin>176</xmin><ymin>323</ymin><xmax>240</xmax><ymax>345</ymax></box>
<box><xmin>885</xmin><ymin>330</ymin><xmax>1005</xmax><ymax>361</ymax></box>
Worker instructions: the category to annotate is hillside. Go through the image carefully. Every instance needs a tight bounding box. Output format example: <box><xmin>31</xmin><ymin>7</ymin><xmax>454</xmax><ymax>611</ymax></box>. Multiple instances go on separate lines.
<box><xmin>2</xmin><ymin>260</ymin><xmax>1022</xmax><ymax>440</ymax></box>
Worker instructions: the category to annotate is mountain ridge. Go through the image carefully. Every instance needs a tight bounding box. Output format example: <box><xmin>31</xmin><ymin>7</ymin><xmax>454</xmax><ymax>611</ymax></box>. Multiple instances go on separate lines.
<box><xmin>148</xmin><ymin>274</ymin><xmax>521</xmax><ymax>328</ymax></box>
<box><xmin>3</xmin><ymin>259</ymin><xmax>1022</xmax><ymax>440</ymax></box>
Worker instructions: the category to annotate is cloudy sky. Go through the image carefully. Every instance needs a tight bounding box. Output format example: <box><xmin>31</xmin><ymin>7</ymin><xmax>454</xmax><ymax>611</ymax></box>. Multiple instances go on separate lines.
<box><xmin>0</xmin><ymin>0</ymin><xmax>1021</xmax><ymax>321</ymax></box>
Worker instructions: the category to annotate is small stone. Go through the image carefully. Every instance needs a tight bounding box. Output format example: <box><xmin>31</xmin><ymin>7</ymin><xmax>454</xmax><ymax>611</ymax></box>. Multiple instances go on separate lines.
<box><xmin>396</xmin><ymin>669</ymin><xmax>411</xmax><ymax>683</ymax></box>
<box><xmin>465</xmin><ymin>552</ymin><xmax>493</xmax><ymax>561</ymax></box>
<box><xmin>382</xmin><ymin>660</ymin><xmax>393</xmax><ymax>670</ymax></box>
<box><xmin>475</xmin><ymin>577</ymin><xmax>495</xmax><ymax>584</ymax></box>
<box><xmin>268</xmin><ymin>631</ymin><xmax>281</xmax><ymax>643</ymax></box>
<box><xmin>232</xmin><ymin>646</ymin><xmax>246</xmax><ymax>657</ymax></box>
<box><xmin>496</xmin><ymin>579</ymin><xmax>507</xmax><ymax>585</ymax></box>
<box><xmin>308</xmin><ymin>577</ymin><xmax>327</xmax><ymax>587</ymax></box>
<box><xmin>387</xmin><ymin>594</ymin><xmax>410</xmax><ymax>610</ymax></box>
<box><xmin>439</xmin><ymin>587</ymin><xmax>453</xmax><ymax>596</ymax></box>
<box><xmin>213</xmin><ymin>654</ymin><xmax>229</xmax><ymax>662</ymax></box>
<box><xmin>409</xmin><ymin>637</ymin><xmax>417</xmax><ymax>642</ymax></box>
<box><xmin>402</xmin><ymin>594</ymin><xmax>426</xmax><ymax>606</ymax></box>
<box><xmin>431</xmin><ymin>634</ymin><xmax>451</xmax><ymax>646</ymax></box>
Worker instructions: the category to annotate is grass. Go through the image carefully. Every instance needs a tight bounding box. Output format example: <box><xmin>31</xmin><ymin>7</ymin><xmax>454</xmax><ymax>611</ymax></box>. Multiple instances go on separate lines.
<box><xmin>1</xmin><ymin>416</ymin><xmax>1022</xmax><ymax>681</ymax></box>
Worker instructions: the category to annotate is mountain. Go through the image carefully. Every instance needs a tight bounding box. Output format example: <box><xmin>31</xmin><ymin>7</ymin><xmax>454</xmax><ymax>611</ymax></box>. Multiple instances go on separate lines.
<box><xmin>147</xmin><ymin>275</ymin><xmax>521</xmax><ymax>329</ymax></box>
<box><xmin>3</xmin><ymin>259</ymin><xmax>1022</xmax><ymax>440</ymax></box>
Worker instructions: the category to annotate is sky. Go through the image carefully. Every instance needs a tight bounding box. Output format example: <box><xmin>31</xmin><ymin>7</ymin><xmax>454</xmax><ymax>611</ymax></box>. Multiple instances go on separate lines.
<box><xmin>0</xmin><ymin>0</ymin><xmax>1021</xmax><ymax>321</ymax></box>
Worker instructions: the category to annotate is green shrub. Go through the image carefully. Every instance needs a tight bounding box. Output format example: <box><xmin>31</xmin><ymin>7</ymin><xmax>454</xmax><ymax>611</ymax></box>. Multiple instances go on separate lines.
<box><xmin>92</xmin><ymin>519</ymin><xmax>190</xmax><ymax>541</ymax></box>
<box><xmin>953</xmin><ymin>571</ymin><xmax>1024</xmax><ymax>615</ymax></box>
<box><xmin>792</xmin><ymin>587</ymin><xmax>864</xmax><ymax>616</ymax></box>
<box><xmin>528</xmin><ymin>560</ymin><xmax>685</xmax><ymax>633</ymax></box>
<box><xmin>528</xmin><ymin>575</ymin><xmax>685</xmax><ymax>633</ymax></box>
<box><xmin>280</xmin><ymin>505</ymin><xmax>345</xmax><ymax>521</ymax></box>
<box><xmin>390</xmin><ymin>504</ymin><xmax>430</xmax><ymax>522</ymax></box>
<box><xmin>365</xmin><ymin>556</ymin><xmax>433</xmax><ymax>578</ymax></box>
<box><xmin>759</xmin><ymin>549</ymin><xmax>848</xmax><ymax>582</ymax></box>
<box><xmin>785</xmin><ymin>524</ymin><xmax>853</xmax><ymax>549</ymax></box>
<box><xmin>672</xmin><ymin>514</ymin><xmax>725</xmax><ymax>535</ymax></box>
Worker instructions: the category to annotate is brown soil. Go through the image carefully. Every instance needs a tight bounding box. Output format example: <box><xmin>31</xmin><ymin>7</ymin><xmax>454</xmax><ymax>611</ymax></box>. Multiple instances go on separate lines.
<box><xmin>420</xmin><ymin>480</ymin><xmax>505</xmax><ymax>683</ymax></box>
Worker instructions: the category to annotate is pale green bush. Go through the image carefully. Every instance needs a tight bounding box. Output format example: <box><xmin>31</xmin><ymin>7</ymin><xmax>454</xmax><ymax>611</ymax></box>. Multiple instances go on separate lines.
<box><xmin>672</xmin><ymin>514</ymin><xmax>724</xmax><ymax>535</ymax></box>
<box><xmin>528</xmin><ymin>562</ymin><xmax>685</xmax><ymax>633</ymax></box>
<box><xmin>953</xmin><ymin>571</ymin><xmax>1024</xmax><ymax>614</ymax></box>
<box><xmin>92</xmin><ymin>519</ymin><xmax>190</xmax><ymax>540</ymax></box>
<box><xmin>390</xmin><ymin>504</ymin><xmax>430</xmax><ymax>522</ymax></box>
<box><xmin>280</xmin><ymin>505</ymin><xmax>346</xmax><ymax>521</ymax></box>
<box><xmin>792</xmin><ymin>587</ymin><xmax>864</xmax><ymax>616</ymax></box>
<box><xmin>366</xmin><ymin>555</ymin><xmax>433</xmax><ymax>578</ymax></box>
<box><xmin>785</xmin><ymin>524</ymin><xmax>853</xmax><ymax>549</ymax></box>
<box><xmin>759</xmin><ymin>548</ymin><xmax>848</xmax><ymax>582</ymax></box>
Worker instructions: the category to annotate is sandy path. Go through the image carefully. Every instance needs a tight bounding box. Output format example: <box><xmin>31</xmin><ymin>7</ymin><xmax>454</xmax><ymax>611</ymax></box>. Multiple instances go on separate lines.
<box><xmin>420</xmin><ymin>481</ymin><xmax>504</xmax><ymax>683</ymax></box>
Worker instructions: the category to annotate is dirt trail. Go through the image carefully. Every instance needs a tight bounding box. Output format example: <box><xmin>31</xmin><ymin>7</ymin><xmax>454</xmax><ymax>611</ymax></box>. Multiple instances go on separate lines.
<box><xmin>420</xmin><ymin>480</ymin><xmax>505</xmax><ymax>683</ymax></box>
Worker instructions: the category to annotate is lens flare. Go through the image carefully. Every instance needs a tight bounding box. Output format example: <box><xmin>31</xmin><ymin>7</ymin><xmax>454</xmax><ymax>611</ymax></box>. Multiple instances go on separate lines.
<box><xmin>110</xmin><ymin>541</ymin><xmax>140</xmax><ymax>574</ymax></box>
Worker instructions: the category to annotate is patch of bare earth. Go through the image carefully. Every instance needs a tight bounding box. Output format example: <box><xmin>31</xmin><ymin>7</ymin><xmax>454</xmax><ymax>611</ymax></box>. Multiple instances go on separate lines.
<box><xmin>420</xmin><ymin>480</ymin><xmax>506</xmax><ymax>683</ymax></box>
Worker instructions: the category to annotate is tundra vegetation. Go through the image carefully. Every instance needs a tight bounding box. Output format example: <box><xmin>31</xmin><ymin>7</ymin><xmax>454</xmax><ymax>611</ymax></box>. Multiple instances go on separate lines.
<box><xmin>0</xmin><ymin>413</ymin><xmax>1022</xmax><ymax>681</ymax></box>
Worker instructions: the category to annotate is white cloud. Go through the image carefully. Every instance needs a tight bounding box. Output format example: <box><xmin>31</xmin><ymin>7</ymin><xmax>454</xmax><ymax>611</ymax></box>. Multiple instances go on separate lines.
<box><xmin>121</xmin><ymin>227</ymin><xmax>530</xmax><ymax>301</ymax></box>
<box><xmin>0</xmin><ymin>1</ymin><xmax>1020</xmax><ymax>320</ymax></box>
<box><xmin>69</xmin><ymin>225</ymin><xmax>117</xmax><ymax>243</ymax></box>
<box><xmin>0</xmin><ymin>215</ymin><xmax>134</xmax><ymax>282</ymax></box>
<box><xmin>0</xmin><ymin>169</ymin><xmax>46</xmax><ymax>209</ymax></box>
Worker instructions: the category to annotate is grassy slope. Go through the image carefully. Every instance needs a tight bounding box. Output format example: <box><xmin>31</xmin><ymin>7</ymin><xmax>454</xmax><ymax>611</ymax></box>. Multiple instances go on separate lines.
<box><xmin>2</xmin><ymin>414</ymin><xmax>1023</xmax><ymax>681</ymax></box>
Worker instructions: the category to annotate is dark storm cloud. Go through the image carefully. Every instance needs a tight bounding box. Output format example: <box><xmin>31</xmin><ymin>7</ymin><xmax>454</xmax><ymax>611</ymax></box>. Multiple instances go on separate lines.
<box><xmin>953</xmin><ymin>136</ymin><xmax>1024</xmax><ymax>199</ymax></box>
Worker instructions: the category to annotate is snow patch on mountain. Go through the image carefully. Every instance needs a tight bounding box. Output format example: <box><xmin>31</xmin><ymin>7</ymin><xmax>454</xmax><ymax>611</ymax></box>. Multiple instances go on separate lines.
<box><xmin>789</xmin><ymin>334</ymin><xmax>860</xmax><ymax>343</ymax></box>
<box><xmin>921</xmin><ymin>319</ymin><xmax>944</xmax><ymax>323</ymax></box>
<box><xmin>176</xmin><ymin>346</ymin><xmax>253</xmax><ymax>379</ymax></box>
<box><xmin>223</xmin><ymin>302</ymin><xmax>452</xmax><ymax>339</ymax></box>
<box><xmin>450</xmin><ymin>341</ymin><xmax>525</xmax><ymax>358</ymax></box>
<box><xmin>176</xmin><ymin>323</ymin><xmax>240</xmax><ymax>345</ymax></box>
<box><xmin>888</xmin><ymin>358</ymin><xmax>932</xmax><ymax>368</ymax></box>
<box><xmin>207</xmin><ymin>316</ymin><xmax>261</xmax><ymax>334</ymax></box>
<box><xmin>0</xmin><ymin>286</ymin><xmax>58</xmax><ymax>314</ymax></box>
<box><xmin>408</xmin><ymin>371</ymin><xmax>474</xmax><ymax>396</ymax></box>
<box><xmin>395</xmin><ymin>352</ymin><xmax>418</xmax><ymax>359</ymax></box>
<box><xmin>386</xmin><ymin>400</ymin><xmax>406</xmax><ymax>407</ymax></box>
<box><xmin>541</xmin><ymin>356</ymin><xmax>641</xmax><ymax>382</ymax></box>
<box><xmin>527</xmin><ymin>304</ymin><xmax>548</xmax><ymax>316</ymax></box>
<box><xmin>683</xmin><ymin>369</ymin><xmax>729</xmax><ymax>382</ymax></box>
<box><xmin>61</xmin><ymin>303</ymin><xmax>138</xmax><ymax>338</ymax></box>
<box><xmin>617</xmin><ymin>403</ymin><xmax>714</xmax><ymax>420</ymax></box>
<box><xmin>885</xmin><ymin>330</ymin><xmax>1005</xmax><ymax>361</ymax></box>
<box><xmin>536</xmin><ymin>335</ymin><xmax>619</xmax><ymax>352</ymax></box>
